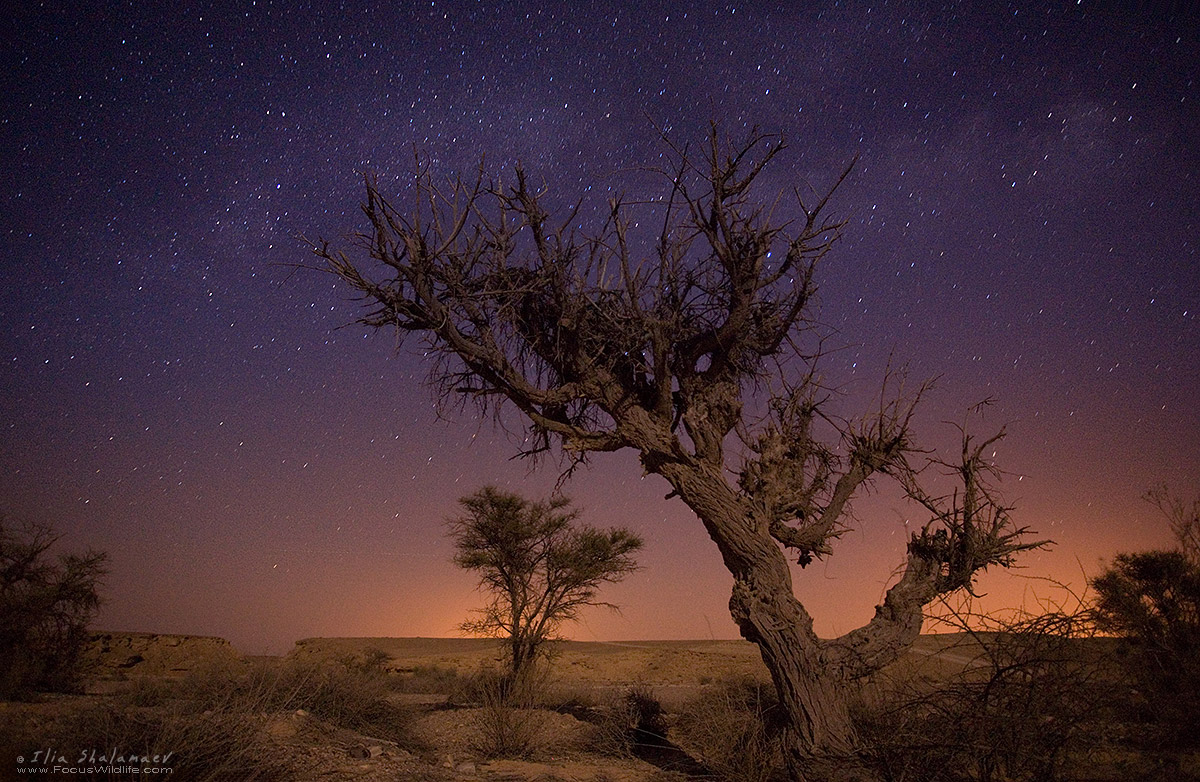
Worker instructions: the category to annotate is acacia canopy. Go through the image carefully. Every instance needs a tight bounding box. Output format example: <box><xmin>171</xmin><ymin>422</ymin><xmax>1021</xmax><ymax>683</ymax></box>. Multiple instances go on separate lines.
<box><xmin>450</xmin><ymin>486</ymin><xmax>641</xmax><ymax>688</ymax></box>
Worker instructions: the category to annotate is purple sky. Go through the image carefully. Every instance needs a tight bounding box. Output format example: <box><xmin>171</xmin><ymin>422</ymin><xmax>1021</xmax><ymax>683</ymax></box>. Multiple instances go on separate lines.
<box><xmin>3</xmin><ymin>1</ymin><xmax>1197</xmax><ymax>653</ymax></box>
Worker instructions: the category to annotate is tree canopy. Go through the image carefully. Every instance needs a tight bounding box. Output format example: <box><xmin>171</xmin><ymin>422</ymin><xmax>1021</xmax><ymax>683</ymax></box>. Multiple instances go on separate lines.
<box><xmin>450</xmin><ymin>486</ymin><xmax>641</xmax><ymax>689</ymax></box>
<box><xmin>0</xmin><ymin>517</ymin><xmax>107</xmax><ymax>699</ymax></box>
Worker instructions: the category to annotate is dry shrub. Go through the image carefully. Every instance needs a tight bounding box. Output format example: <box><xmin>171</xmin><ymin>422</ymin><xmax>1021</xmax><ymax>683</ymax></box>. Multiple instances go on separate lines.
<box><xmin>857</xmin><ymin>591</ymin><xmax>1112</xmax><ymax>782</ymax></box>
<box><xmin>283</xmin><ymin>659</ymin><xmax>404</xmax><ymax>736</ymax></box>
<box><xmin>5</xmin><ymin>654</ymin><xmax>419</xmax><ymax>779</ymax></box>
<box><xmin>394</xmin><ymin>662</ymin><xmax>462</xmax><ymax>695</ymax></box>
<box><xmin>340</xmin><ymin>646</ymin><xmax>392</xmax><ymax>673</ymax></box>
<box><xmin>588</xmin><ymin>684</ymin><xmax>668</xmax><ymax>758</ymax></box>
<box><xmin>457</xmin><ymin>659</ymin><xmax>552</xmax><ymax>707</ymax></box>
<box><xmin>471</xmin><ymin>703</ymin><xmax>545</xmax><ymax>759</ymax></box>
<box><xmin>1092</xmin><ymin>492</ymin><xmax>1200</xmax><ymax>753</ymax></box>
<box><xmin>171</xmin><ymin>655</ymin><xmax>414</xmax><ymax>744</ymax></box>
<box><xmin>3</xmin><ymin>700</ymin><xmax>290</xmax><ymax>781</ymax></box>
<box><xmin>467</xmin><ymin>668</ymin><xmax>546</xmax><ymax>758</ymax></box>
<box><xmin>674</xmin><ymin>676</ymin><xmax>783</xmax><ymax>782</ymax></box>
<box><xmin>589</xmin><ymin>697</ymin><xmax>639</xmax><ymax>758</ymax></box>
<box><xmin>538</xmin><ymin>681</ymin><xmax>601</xmax><ymax>716</ymax></box>
<box><xmin>625</xmin><ymin>684</ymin><xmax>669</xmax><ymax>739</ymax></box>
<box><xmin>0</xmin><ymin>518</ymin><xmax>107</xmax><ymax>700</ymax></box>
<box><xmin>72</xmin><ymin>703</ymin><xmax>289</xmax><ymax>780</ymax></box>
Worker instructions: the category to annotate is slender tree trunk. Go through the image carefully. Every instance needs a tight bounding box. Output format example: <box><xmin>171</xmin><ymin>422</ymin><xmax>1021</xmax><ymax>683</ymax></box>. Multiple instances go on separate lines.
<box><xmin>505</xmin><ymin>636</ymin><xmax>530</xmax><ymax>703</ymax></box>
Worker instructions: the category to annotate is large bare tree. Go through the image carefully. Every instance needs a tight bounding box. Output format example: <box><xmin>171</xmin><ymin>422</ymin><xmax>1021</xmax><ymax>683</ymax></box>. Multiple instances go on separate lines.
<box><xmin>309</xmin><ymin>128</ymin><xmax>1041</xmax><ymax>780</ymax></box>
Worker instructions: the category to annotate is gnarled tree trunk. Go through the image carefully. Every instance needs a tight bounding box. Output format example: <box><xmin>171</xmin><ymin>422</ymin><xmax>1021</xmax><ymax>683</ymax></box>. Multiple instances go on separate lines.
<box><xmin>730</xmin><ymin>557</ymin><xmax>861</xmax><ymax>779</ymax></box>
<box><xmin>655</xmin><ymin>457</ymin><xmax>865</xmax><ymax>779</ymax></box>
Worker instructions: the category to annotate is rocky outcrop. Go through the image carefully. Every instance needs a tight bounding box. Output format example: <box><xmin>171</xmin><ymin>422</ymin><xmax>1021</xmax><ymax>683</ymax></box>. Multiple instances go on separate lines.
<box><xmin>85</xmin><ymin>632</ymin><xmax>239</xmax><ymax>678</ymax></box>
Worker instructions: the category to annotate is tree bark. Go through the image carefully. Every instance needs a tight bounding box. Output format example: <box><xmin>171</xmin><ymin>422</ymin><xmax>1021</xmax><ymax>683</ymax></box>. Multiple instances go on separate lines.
<box><xmin>652</xmin><ymin>457</ymin><xmax>866</xmax><ymax>781</ymax></box>
<box><xmin>729</xmin><ymin>567</ymin><xmax>863</xmax><ymax>781</ymax></box>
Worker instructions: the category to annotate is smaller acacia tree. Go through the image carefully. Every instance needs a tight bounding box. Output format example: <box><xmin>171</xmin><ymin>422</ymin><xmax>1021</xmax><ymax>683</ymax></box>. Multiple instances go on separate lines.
<box><xmin>1091</xmin><ymin>487</ymin><xmax>1200</xmax><ymax>747</ymax></box>
<box><xmin>450</xmin><ymin>486</ymin><xmax>642</xmax><ymax>694</ymax></box>
<box><xmin>0</xmin><ymin>517</ymin><xmax>108</xmax><ymax>699</ymax></box>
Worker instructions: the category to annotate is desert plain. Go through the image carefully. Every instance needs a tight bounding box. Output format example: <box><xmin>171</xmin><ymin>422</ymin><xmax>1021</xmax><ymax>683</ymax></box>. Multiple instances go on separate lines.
<box><xmin>1</xmin><ymin>630</ymin><xmax>1190</xmax><ymax>781</ymax></box>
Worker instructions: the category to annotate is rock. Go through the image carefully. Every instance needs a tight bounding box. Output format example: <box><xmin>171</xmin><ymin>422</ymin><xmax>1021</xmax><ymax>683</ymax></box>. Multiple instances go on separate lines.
<box><xmin>455</xmin><ymin>761</ymin><xmax>477</xmax><ymax>773</ymax></box>
<box><xmin>84</xmin><ymin>632</ymin><xmax>239</xmax><ymax>678</ymax></box>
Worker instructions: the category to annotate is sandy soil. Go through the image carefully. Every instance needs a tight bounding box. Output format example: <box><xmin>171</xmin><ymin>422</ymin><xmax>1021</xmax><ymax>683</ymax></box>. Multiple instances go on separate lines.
<box><xmin>291</xmin><ymin>636</ymin><xmax>770</xmax><ymax>705</ymax></box>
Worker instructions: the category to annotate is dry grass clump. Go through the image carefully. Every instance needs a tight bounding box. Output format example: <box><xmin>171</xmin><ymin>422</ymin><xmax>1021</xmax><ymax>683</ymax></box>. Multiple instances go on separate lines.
<box><xmin>5</xmin><ymin>655</ymin><xmax>420</xmax><ymax>780</ymax></box>
<box><xmin>60</xmin><ymin>703</ymin><xmax>291</xmax><ymax>781</ymax></box>
<box><xmin>393</xmin><ymin>662</ymin><xmax>462</xmax><ymax>695</ymax></box>
<box><xmin>2</xmin><ymin>696</ymin><xmax>290</xmax><ymax>781</ymax></box>
<box><xmin>462</xmin><ymin>667</ymin><xmax>548</xmax><ymax>759</ymax></box>
<box><xmin>418</xmin><ymin>663</ymin><xmax>599</xmax><ymax>760</ymax></box>
<box><xmin>172</xmin><ymin>654</ymin><xmax>415</xmax><ymax>744</ymax></box>
<box><xmin>471</xmin><ymin>702</ymin><xmax>547</xmax><ymax>759</ymax></box>
<box><xmin>587</xmin><ymin>684</ymin><xmax>670</xmax><ymax>758</ymax></box>
<box><xmin>673</xmin><ymin>676</ymin><xmax>783</xmax><ymax>782</ymax></box>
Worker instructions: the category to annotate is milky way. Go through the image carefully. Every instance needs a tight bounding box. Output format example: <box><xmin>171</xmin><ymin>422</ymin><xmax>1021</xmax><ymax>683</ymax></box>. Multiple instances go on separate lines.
<box><xmin>3</xmin><ymin>1</ymin><xmax>1197</xmax><ymax>652</ymax></box>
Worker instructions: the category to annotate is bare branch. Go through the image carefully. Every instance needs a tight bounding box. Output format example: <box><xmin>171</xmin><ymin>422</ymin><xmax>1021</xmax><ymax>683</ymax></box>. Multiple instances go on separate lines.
<box><xmin>823</xmin><ymin>422</ymin><xmax>1048</xmax><ymax>679</ymax></box>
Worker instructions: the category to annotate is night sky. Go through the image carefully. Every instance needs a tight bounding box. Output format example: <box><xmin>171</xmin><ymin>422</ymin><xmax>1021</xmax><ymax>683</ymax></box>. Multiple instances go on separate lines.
<box><xmin>3</xmin><ymin>1</ymin><xmax>1197</xmax><ymax>654</ymax></box>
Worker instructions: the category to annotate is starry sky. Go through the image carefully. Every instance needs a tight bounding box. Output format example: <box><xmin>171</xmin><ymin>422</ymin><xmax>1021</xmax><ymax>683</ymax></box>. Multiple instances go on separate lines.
<box><xmin>3</xmin><ymin>1</ymin><xmax>1197</xmax><ymax>654</ymax></box>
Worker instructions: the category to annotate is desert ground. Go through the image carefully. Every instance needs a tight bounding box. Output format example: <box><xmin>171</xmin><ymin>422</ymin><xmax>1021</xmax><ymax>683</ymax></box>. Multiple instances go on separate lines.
<box><xmin>1</xmin><ymin>631</ymin><xmax>1191</xmax><ymax>781</ymax></box>
<box><xmin>7</xmin><ymin>633</ymin><xmax>776</xmax><ymax>781</ymax></box>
